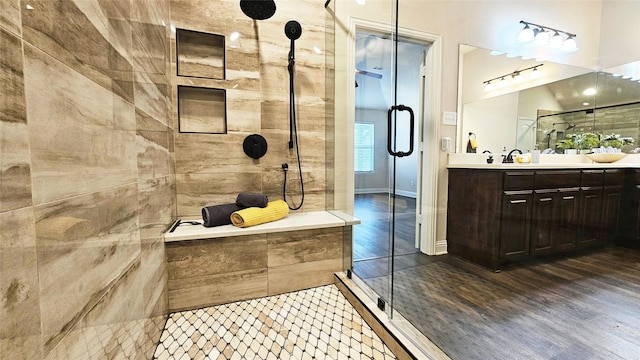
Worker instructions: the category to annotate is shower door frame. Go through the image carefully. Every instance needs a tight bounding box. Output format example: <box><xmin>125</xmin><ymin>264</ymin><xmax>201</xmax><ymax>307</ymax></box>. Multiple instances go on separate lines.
<box><xmin>347</xmin><ymin>16</ymin><xmax>443</xmax><ymax>316</ymax></box>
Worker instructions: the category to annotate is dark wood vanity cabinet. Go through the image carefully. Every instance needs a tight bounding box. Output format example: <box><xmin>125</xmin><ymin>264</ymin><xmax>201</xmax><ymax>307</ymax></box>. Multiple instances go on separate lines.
<box><xmin>500</xmin><ymin>191</ymin><xmax>532</xmax><ymax>262</ymax></box>
<box><xmin>618</xmin><ymin>169</ymin><xmax>640</xmax><ymax>248</ymax></box>
<box><xmin>447</xmin><ymin>167</ymin><xmax>636</xmax><ymax>271</ymax></box>
<box><xmin>602</xmin><ymin>170</ymin><xmax>624</xmax><ymax>242</ymax></box>
<box><xmin>530</xmin><ymin>171</ymin><xmax>581</xmax><ymax>256</ymax></box>
<box><xmin>577</xmin><ymin>170</ymin><xmax>604</xmax><ymax>248</ymax></box>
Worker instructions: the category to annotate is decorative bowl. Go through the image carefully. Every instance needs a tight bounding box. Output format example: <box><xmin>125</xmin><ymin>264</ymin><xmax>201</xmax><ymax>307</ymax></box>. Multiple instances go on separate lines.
<box><xmin>586</xmin><ymin>153</ymin><xmax>626</xmax><ymax>163</ymax></box>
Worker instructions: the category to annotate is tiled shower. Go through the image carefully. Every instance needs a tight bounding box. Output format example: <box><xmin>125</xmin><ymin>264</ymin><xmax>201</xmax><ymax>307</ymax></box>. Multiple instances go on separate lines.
<box><xmin>0</xmin><ymin>0</ymin><xmax>332</xmax><ymax>358</ymax></box>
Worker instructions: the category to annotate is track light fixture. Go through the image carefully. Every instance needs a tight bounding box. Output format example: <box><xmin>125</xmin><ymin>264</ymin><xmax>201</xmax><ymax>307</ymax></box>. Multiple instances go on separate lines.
<box><xmin>517</xmin><ymin>21</ymin><xmax>578</xmax><ymax>52</ymax></box>
<box><xmin>483</xmin><ymin>64</ymin><xmax>544</xmax><ymax>92</ymax></box>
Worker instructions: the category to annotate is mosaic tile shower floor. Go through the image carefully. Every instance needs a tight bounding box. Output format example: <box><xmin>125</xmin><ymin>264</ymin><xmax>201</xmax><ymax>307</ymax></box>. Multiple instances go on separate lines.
<box><xmin>153</xmin><ymin>285</ymin><xmax>397</xmax><ymax>360</ymax></box>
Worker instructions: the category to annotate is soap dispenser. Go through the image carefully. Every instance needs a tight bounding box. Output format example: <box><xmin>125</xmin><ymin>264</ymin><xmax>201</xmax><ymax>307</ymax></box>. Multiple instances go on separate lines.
<box><xmin>532</xmin><ymin>144</ymin><xmax>540</xmax><ymax>163</ymax></box>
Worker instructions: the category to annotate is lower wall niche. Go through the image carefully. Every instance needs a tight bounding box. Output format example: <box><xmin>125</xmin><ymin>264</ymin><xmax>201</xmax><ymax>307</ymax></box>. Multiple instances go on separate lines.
<box><xmin>178</xmin><ymin>85</ymin><xmax>227</xmax><ymax>134</ymax></box>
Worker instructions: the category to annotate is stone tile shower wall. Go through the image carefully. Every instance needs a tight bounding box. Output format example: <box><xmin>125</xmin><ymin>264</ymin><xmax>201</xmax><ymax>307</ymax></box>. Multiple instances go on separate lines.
<box><xmin>0</xmin><ymin>0</ymin><xmax>175</xmax><ymax>359</ymax></box>
<box><xmin>170</xmin><ymin>0</ymin><xmax>329</xmax><ymax>216</ymax></box>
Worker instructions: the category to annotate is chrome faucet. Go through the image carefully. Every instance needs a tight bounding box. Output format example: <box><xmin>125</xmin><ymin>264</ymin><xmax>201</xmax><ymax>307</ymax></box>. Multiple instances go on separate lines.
<box><xmin>502</xmin><ymin>148</ymin><xmax>522</xmax><ymax>163</ymax></box>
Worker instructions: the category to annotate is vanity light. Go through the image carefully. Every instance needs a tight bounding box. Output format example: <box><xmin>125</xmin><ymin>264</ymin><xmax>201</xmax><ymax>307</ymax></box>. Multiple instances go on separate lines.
<box><xmin>484</xmin><ymin>81</ymin><xmax>494</xmax><ymax>92</ymax></box>
<box><xmin>517</xmin><ymin>24</ymin><xmax>535</xmax><ymax>43</ymax></box>
<box><xmin>549</xmin><ymin>31</ymin><xmax>564</xmax><ymax>48</ymax></box>
<box><xmin>518</xmin><ymin>21</ymin><xmax>578</xmax><ymax>52</ymax></box>
<box><xmin>583</xmin><ymin>88</ymin><xmax>597</xmax><ymax>96</ymax></box>
<box><xmin>530</xmin><ymin>66</ymin><xmax>542</xmax><ymax>79</ymax></box>
<box><xmin>562</xmin><ymin>35</ymin><xmax>578</xmax><ymax>52</ymax></box>
<box><xmin>512</xmin><ymin>71</ymin><xmax>523</xmax><ymax>83</ymax></box>
<box><xmin>482</xmin><ymin>64</ymin><xmax>544</xmax><ymax>90</ymax></box>
<box><xmin>533</xmin><ymin>29</ymin><xmax>550</xmax><ymax>46</ymax></box>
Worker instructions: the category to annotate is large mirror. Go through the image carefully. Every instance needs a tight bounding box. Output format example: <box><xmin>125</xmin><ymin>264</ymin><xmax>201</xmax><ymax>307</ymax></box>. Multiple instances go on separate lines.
<box><xmin>458</xmin><ymin>45</ymin><xmax>640</xmax><ymax>154</ymax></box>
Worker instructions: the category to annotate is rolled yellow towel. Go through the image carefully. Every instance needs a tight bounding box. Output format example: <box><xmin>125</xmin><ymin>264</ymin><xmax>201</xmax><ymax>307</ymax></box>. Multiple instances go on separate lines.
<box><xmin>230</xmin><ymin>199</ymin><xmax>289</xmax><ymax>228</ymax></box>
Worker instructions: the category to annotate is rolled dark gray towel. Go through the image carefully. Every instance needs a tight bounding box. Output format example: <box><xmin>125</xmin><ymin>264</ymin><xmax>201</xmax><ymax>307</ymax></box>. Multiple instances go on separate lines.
<box><xmin>236</xmin><ymin>192</ymin><xmax>268</xmax><ymax>208</ymax></box>
<box><xmin>201</xmin><ymin>203</ymin><xmax>242</xmax><ymax>227</ymax></box>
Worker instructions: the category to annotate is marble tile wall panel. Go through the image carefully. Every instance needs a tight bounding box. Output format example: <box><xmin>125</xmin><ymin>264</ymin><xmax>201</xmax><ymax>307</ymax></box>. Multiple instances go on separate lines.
<box><xmin>131</xmin><ymin>0</ymin><xmax>168</xmax><ymax>75</ymax></box>
<box><xmin>135</xmin><ymin>71</ymin><xmax>170</xmax><ymax>126</ymax></box>
<box><xmin>166</xmin><ymin>235</ymin><xmax>267</xmax><ymax>279</ymax></box>
<box><xmin>137</xmin><ymin>111</ymin><xmax>172</xmax><ymax>180</ymax></box>
<box><xmin>21</xmin><ymin>0</ymin><xmax>135</xmax><ymax>103</ymax></box>
<box><xmin>176</xmin><ymin>172</ymin><xmax>263</xmax><ymax>216</ymax></box>
<box><xmin>140</xmin><ymin>238</ymin><xmax>169</xmax><ymax>318</ymax></box>
<box><xmin>23</xmin><ymin>45</ymin><xmax>138</xmax><ymax>205</ymax></box>
<box><xmin>0</xmin><ymin>208</ymin><xmax>43</xmax><ymax>359</ymax></box>
<box><xmin>168</xmin><ymin>268</ymin><xmax>268</xmax><ymax>311</ymax></box>
<box><xmin>268</xmin><ymin>258</ymin><xmax>343</xmax><ymax>295</ymax></box>
<box><xmin>166</xmin><ymin>235</ymin><xmax>268</xmax><ymax>310</ymax></box>
<box><xmin>267</xmin><ymin>227</ymin><xmax>343</xmax><ymax>294</ymax></box>
<box><xmin>138</xmin><ymin>176</ymin><xmax>175</xmax><ymax>240</ymax></box>
<box><xmin>0</xmin><ymin>0</ymin><xmax>21</xmax><ymax>36</ymax></box>
<box><xmin>1</xmin><ymin>27</ymin><xmax>32</xmax><ymax>212</ymax></box>
<box><xmin>132</xmin><ymin>21</ymin><xmax>167</xmax><ymax>75</ymax></box>
<box><xmin>34</xmin><ymin>184</ymin><xmax>142</xmax><ymax>353</ymax></box>
<box><xmin>42</xmin><ymin>257</ymin><xmax>159</xmax><ymax>360</ymax></box>
<box><xmin>267</xmin><ymin>227</ymin><xmax>344</xmax><ymax>267</ymax></box>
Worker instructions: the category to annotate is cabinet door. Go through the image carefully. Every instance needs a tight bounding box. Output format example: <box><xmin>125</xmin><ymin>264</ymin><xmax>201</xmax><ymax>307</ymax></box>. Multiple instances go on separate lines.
<box><xmin>500</xmin><ymin>191</ymin><xmax>532</xmax><ymax>263</ymax></box>
<box><xmin>577</xmin><ymin>187</ymin><xmax>603</xmax><ymax>248</ymax></box>
<box><xmin>603</xmin><ymin>185</ymin><xmax>622</xmax><ymax>242</ymax></box>
<box><xmin>531</xmin><ymin>190</ymin><xmax>555</xmax><ymax>256</ymax></box>
<box><xmin>530</xmin><ymin>189</ymin><xmax>578</xmax><ymax>255</ymax></box>
<box><xmin>554</xmin><ymin>189</ymin><xmax>579</xmax><ymax>252</ymax></box>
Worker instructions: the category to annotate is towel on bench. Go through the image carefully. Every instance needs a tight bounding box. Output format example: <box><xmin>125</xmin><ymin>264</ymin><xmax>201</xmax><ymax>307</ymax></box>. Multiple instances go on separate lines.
<box><xmin>202</xmin><ymin>203</ymin><xmax>242</xmax><ymax>227</ymax></box>
<box><xmin>236</xmin><ymin>192</ymin><xmax>268</xmax><ymax>208</ymax></box>
<box><xmin>230</xmin><ymin>199</ymin><xmax>289</xmax><ymax>228</ymax></box>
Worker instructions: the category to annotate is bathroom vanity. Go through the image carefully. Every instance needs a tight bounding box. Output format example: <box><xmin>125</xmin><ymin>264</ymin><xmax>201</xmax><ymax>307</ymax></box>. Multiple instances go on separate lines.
<box><xmin>446</xmin><ymin>156</ymin><xmax>640</xmax><ymax>271</ymax></box>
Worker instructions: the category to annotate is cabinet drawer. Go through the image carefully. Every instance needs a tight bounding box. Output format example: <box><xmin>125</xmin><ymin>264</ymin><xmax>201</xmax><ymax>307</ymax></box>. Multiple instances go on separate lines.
<box><xmin>503</xmin><ymin>171</ymin><xmax>534</xmax><ymax>190</ymax></box>
<box><xmin>604</xmin><ymin>169</ymin><xmax>625</xmax><ymax>186</ymax></box>
<box><xmin>581</xmin><ymin>170</ymin><xmax>604</xmax><ymax>187</ymax></box>
<box><xmin>535</xmin><ymin>170</ymin><xmax>581</xmax><ymax>189</ymax></box>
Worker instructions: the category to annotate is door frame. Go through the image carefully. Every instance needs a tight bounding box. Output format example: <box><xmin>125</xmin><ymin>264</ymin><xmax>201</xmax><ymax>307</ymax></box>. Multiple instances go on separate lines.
<box><xmin>347</xmin><ymin>17</ymin><xmax>443</xmax><ymax>255</ymax></box>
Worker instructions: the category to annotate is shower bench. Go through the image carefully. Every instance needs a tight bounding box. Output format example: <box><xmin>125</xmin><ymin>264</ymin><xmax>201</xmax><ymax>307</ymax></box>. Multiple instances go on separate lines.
<box><xmin>163</xmin><ymin>211</ymin><xmax>359</xmax><ymax>312</ymax></box>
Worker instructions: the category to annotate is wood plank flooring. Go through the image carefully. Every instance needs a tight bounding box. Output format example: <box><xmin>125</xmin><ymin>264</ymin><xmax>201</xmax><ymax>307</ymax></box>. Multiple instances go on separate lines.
<box><xmin>352</xmin><ymin>193</ymin><xmax>640</xmax><ymax>359</ymax></box>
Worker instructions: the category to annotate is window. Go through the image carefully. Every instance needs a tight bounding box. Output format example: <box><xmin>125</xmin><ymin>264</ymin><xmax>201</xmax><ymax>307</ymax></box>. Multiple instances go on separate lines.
<box><xmin>354</xmin><ymin>123</ymin><xmax>374</xmax><ymax>172</ymax></box>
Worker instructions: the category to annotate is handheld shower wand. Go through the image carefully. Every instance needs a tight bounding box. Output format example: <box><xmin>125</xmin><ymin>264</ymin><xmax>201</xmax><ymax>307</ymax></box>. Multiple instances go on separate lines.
<box><xmin>285</xmin><ymin>20</ymin><xmax>301</xmax><ymax>150</ymax></box>
<box><xmin>282</xmin><ymin>20</ymin><xmax>304</xmax><ymax>210</ymax></box>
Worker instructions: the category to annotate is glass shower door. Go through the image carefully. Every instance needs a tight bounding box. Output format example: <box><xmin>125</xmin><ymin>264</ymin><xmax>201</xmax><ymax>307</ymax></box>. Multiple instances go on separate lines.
<box><xmin>351</xmin><ymin>0</ymin><xmax>420</xmax><ymax>315</ymax></box>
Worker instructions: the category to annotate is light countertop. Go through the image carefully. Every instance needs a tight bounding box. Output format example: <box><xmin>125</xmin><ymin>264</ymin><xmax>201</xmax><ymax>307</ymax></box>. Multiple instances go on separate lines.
<box><xmin>447</xmin><ymin>153</ymin><xmax>640</xmax><ymax>169</ymax></box>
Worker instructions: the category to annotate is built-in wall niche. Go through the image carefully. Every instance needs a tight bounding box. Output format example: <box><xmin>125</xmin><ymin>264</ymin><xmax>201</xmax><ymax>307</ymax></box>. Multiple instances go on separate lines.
<box><xmin>176</xmin><ymin>28</ymin><xmax>225</xmax><ymax>79</ymax></box>
<box><xmin>178</xmin><ymin>86</ymin><xmax>227</xmax><ymax>134</ymax></box>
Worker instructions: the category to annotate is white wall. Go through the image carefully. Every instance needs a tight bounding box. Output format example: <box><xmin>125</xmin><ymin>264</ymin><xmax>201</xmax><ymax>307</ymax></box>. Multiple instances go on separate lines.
<box><xmin>463</xmin><ymin>92</ymin><xmax>519</xmax><ymax>154</ymax></box>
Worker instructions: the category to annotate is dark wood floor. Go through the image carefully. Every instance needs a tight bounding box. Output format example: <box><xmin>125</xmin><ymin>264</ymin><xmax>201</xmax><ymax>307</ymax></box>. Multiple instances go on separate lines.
<box><xmin>352</xmin><ymin>194</ymin><xmax>640</xmax><ymax>359</ymax></box>
<box><xmin>353</xmin><ymin>193</ymin><xmax>418</xmax><ymax>261</ymax></box>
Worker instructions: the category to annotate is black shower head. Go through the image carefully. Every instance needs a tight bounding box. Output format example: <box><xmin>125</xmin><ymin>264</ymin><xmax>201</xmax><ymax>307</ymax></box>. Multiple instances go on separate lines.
<box><xmin>240</xmin><ymin>0</ymin><xmax>276</xmax><ymax>20</ymax></box>
<box><xmin>284</xmin><ymin>20</ymin><xmax>302</xmax><ymax>40</ymax></box>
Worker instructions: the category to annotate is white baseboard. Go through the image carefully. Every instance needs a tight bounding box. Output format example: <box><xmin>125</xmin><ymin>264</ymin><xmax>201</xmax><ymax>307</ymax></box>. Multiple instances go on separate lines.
<box><xmin>435</xmin><ymin>239</ymin><xmax>448</xmax><ymax>255</ymax></box>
